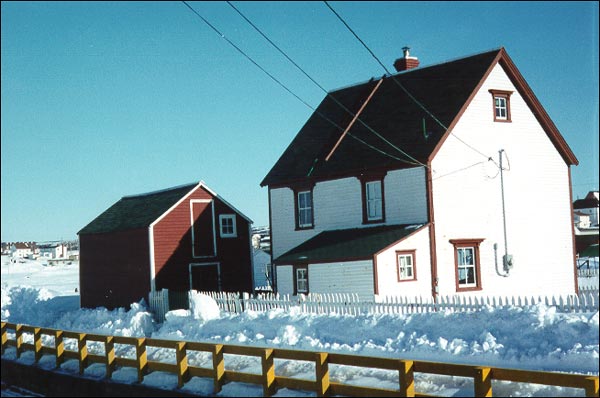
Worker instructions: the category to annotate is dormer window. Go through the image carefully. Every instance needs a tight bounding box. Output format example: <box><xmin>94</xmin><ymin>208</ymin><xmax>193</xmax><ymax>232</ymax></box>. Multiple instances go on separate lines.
<box><xmin>489</xmin><ymin>89</ymin><xmax>513</xmax><ymax>122</ymax></box>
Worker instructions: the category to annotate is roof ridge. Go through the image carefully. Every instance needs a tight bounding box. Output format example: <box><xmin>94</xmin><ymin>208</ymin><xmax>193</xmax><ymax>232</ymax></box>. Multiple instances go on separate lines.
<box><xmin>122</xmin><ymin>182</ymin><xmax>199</xmax><ymax>199</ymax></box>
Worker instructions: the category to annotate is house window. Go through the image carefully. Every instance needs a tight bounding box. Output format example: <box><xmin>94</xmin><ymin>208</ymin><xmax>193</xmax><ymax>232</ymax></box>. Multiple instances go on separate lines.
<box><xmin>296</xmin><ymin>190</ymin><xmax>314</xmax><ymax>229</ymax></box>
<box><xmin>361</xmin><ymin>178</ymin><xmax>385</xmax><ymax>223</ymax></box>
<box><xmin>489</xmin><ymin>89</ymin><xmax>513</xmax><ymax>122</ymax></box>
<box><xmin>219</xmin><ymin>214</ymin><xmax>237</xmax><ymax>238</ymax></box>
<box><xmin>396</xmin><ymin>250</ymin><xmax>416</xmax><ymax>281</ymax></box>
<box><xmin>450</xmin><ymin>239</ymin><xmax>484</xmax><ymax>291</ymax></box>
<box><xmin>295</xmin><ymin>267</ymin><xmax>308</xmax><ymax>294</ymax></box>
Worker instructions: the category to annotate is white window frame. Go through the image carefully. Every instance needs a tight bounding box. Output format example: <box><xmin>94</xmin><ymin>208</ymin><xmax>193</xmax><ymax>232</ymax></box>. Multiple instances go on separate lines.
<box><xmin>297</xmin><ymin>190</ymin><xmax>313</xmax><ymax>228</ymax></box>
<box><xmin>219</xmin><ymin>214</ymin><xmax>237</xmax><ymax>238</ymax></box>
<box><xmin>494</xmin><ymin>96</ymin><xmax>508</xmax><ymax>120</ymax></box>
<box><xmin>366</xmin><ymin>181</ymin><xmax>383</xmax><ymax>221</ymax></box>
<box><xmin>457</xmin><ymin>247</ymin><xmax>477</xmax><ymax>288</ymax></box>
<box><xmin>397</xmin><ymin>253</ymin><xmax>415</xmax><ymax>281</ymax></box>
<box><xmin>296</xmin><ymin>267</ymin><xmax>308</xmax><ymax>294</ymax></box>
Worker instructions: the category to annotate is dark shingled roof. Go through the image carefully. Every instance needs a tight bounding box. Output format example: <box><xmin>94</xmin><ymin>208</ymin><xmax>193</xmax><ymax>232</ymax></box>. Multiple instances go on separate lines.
<box><xmin>261</xmin><ymin>48</ymin><xmax>578</xmax><ymax>187</ymax></box>
<box><xmin>261</xmin><ymin>49</ymin><xmax>502</xmax><ymax>187</ymax></box>
<box><xmin>274</xmin><ymin>224</ymin><xmax>425</xmax><ymax>264</ymax></box>
<box><xmin>78</xmin><ymin>183</ymin><xmax>198</xmax><ymax>235</ymax></box>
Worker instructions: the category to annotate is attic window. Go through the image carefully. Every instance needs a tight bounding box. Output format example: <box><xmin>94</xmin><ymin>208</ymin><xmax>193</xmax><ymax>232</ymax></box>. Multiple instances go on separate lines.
<box><xmin>219</xmin><ymin>214</ymin><xmax>237</xmax><ymax>238</ymax></box>
<box><xmin>489</xmin><ymin>89</ymin><xmax>513</xmax><ymax>122</ymax></box>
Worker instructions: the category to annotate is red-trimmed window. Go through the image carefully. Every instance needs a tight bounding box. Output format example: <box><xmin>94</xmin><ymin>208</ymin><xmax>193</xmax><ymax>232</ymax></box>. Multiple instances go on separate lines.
<box><xmin>489</xmin><ymin>89</ymin><xmax>513</xmax><ymax>122</ymax></box>
<box><xmin>360</xmin><ymin>176</ymin><xmax>385</xmax><ymax>224</ymax></box>
<box><xmin>396</xmin><ymin>250</ymin><xmax>416</xmax><ymax>281</ymax></box>
<box><xmin>294</xmin><ymin>266</ymin><xmax>308</xmax><ymax>295</ymax></box>
<box><xmin>295</xmin><ymin>190</ymin><xmax>313</xmax><ymax>229</ymax></box>
<box><xmin>450</xmin><ymin>239</ymin><xmax>484</xmax><ymax>292</ymax></box>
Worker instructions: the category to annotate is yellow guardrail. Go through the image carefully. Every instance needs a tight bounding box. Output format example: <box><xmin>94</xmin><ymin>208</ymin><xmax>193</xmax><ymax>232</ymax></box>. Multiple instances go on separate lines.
<box><xmin>1</xmin><ymin>322</ymin><xmax>598</xmax><ymax>397</ymax></box>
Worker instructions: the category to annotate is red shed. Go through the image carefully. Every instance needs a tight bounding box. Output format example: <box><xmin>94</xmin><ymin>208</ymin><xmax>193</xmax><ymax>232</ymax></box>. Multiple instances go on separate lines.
<box><xmin>78</xmin><ymin>181</ymin><xmax>253</xmax><ymax>309</ymax></box>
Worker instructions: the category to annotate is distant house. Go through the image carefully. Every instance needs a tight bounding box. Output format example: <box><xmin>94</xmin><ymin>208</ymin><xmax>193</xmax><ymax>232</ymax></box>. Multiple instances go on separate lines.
<box><xmin>78</xmin><ymin>181</ymin><xmax>254</xmax><ymax>309</ymax></box>
<box><xmin>262</xmin><ymin>47</ymin><xmax>579</xmax><ymax>299</ymax></box>
<box><xmin>10</xmin><ymin>242</ymin><xmax>32</xmax><ymax>259</ymax></box>
<box><xmin>38</xmin><ymin>243</ymin><xmax>68</xmax><ymax>259</ymax></box>
<box><xmin>253</xmin><ymin>248</ymin><xmax>273</xmax><ymax>292</ymax></box>
<box><xmin>574</xmin><ymin>191</ymin><xmax>599</xmax><ymax>228</ymax></box>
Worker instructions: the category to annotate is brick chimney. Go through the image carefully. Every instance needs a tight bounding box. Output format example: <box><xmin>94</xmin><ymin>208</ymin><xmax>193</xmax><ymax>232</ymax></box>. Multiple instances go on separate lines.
<box><xmin>393</xmin><ymin>46</ymin><xmax>420</xmax><ymax>72</ymax></box>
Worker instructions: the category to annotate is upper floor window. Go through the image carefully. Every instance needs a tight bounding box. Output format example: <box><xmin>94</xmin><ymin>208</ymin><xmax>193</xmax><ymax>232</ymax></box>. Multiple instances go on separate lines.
<box><xmin>296</xmin><ymin>190</ymin><xmax>313</xmax><ymax>229</ymax></box>
<box><xmin>362</xmin><ymin>178</ymin><xmax>385</xmax><ymax>223</ymax></box>
<box><xmin>489</xmin><ymin>89</ymin><xmax>513</xmax><ymax>122</ymax></box>
<box><xmin>219</xmin><ymin>214</ymin><xmax>237</xmax><ymax>238</ymax></box>
<box><xmin>450</xmin><ymin>239</ymin><xmax>484</xmax><ymax>292</ymax></box>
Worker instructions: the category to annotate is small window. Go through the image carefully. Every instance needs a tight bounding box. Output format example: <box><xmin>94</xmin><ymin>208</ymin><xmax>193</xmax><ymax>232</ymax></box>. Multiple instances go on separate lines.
<box><xmin>296</xmin><ymin>190</ymin><xmax>313</xmax><ymax>229</ymax></box>
<box><xmin>219</xmin><ymin>214</ymin><xmax>237</xmax><ymax>238</ymax></box>
<box><xmin>396</xmin><ymin>250</ymin><xmax>416</xmax><ymax>281</ymax></box>
<box><xmin>296</xmin><ymin>267</ymin><xmax>308</xmax><ymax>294</ymax></box>
<box><xmin>450</xmin><ymin>239</ymin><xmax>484</xmax><ymax>291</ymax></box>
<box><xmin>362</xmin><ymin>178</ymin><xmax>385</xmax><ymax>223</ymax></box>
<box><xmin>489</xmin><ymin>89</ymin><xmax>513</xmax><ymax>122</ymax></box>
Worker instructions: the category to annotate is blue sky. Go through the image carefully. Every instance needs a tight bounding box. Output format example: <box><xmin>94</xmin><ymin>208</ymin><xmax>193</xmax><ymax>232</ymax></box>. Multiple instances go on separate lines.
<box><xmin>1</xmin><ymin>1</ymin><xmax>598</xmax><ymax>242</ymax></box>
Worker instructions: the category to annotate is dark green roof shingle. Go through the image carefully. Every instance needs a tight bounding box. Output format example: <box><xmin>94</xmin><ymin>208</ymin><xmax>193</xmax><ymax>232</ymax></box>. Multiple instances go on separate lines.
<box><xmin>78</xmin><ymin>183</ymin><xmax>198</xmax><ymax>235</ymax></box>
<box><xmin>275</xmin><ymin>224</ymin><xmax>425</xmax><ymax>264</ymax></box>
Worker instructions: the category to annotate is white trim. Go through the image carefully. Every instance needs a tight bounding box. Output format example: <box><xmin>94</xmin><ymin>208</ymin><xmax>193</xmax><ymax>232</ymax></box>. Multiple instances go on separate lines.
<box><xmin>149</xmin><ymin>225</ymin><xmax>156</xmax><ymax>292</ymax></box>
<box><xmin>198</xmin><ymin>180</ymin><xmax>253</xmax><ymax>224</ymax></box>
<box><xmin>189</xmin><ymin>262</ymin><xmax>221</xmax><ymax>291</ymax></box>
<box><xmin>397</xmin><ymin>253</ymin><xmax>415</xmax><ymax>281</ymax></box>
<box><xmin>190</xmin><ymin>199</ymin><xmax>217</xmax><ymax>258</ymax></box>
<box><xmin>457</xmin><ymin>246</ymin><xmax>477</xmax><ymax>288</ymax></box>
<box><xmin>219</xmin><ymin>214</ymin><xmax>237</xmax><ymax>238</ymax></box>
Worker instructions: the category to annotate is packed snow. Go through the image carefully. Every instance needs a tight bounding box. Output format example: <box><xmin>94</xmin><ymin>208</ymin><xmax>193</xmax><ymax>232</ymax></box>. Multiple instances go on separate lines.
<box><xmin>1</xmin><ymin>256</ymin><xmax>598</xmax><ymax>397</ymax></box>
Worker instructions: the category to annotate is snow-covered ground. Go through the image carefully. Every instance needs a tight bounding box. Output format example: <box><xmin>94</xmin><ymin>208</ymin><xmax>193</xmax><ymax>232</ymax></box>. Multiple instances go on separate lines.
<box><xmin>1</xmin><ymin>255</ymin><xmax>598</xmax><ymax>397</ymax></box>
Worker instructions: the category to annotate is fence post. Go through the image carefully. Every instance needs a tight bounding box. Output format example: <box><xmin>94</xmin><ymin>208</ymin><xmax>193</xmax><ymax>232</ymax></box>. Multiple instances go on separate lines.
<box><xmin>34</xmin><ymin>327</ymin><xmax>42</xmax><ymax>363</ymax></box>
<box><xmin>261</xmin><ymin>348</ymin><xmax>276</xmax><ymax>396</ymax></box>
<box><xmin>176</xmin><ymin>342</ymin><xmax>189</xmax><ymax>388</ymax></box>
<box><xmin>398</xmin><ymin>359</ymin><xmax>415</xmax><ymax>397</ymax></box>
<box><xmin>55</xmin><ymin>330</ymin><xmax>64</xmax><ymax>368</ymax></box>
<box><xmin>136</xmin><ymin>338</ymin><xmax>148</xmax><ymax>382</ymax></box>
<box><xmin>474</xmin><ymin>366</ymin><xmax>492</xmax><ymax>397</ymax></box>
<box><xmin>1</xmin><ymin>322</ymin><xmax>7</xmax><ymax>355</ymax></box>
<box><xmin>105</xmin><ymin>336</ymin><xmax>115</xmax><ymax>379</ymax></box>
<box><xmin>315</xmin><ymin>352</ymin><xmax>330</xmax><ymax>397</ymax></box>
<box><xmin>212</xmin><ymin>344</ymin><xmax>225</xmax><ymax>393</ymax></box>
<box><xmin>78</xmin><ymin>333</ymin><xmax>88</xmax><ymax>375</ymax></box>
<box><xmin>15</xmin><ymin>324</ymin><xmax>23</xmax><ymax>358</ymax></box>
<box><xmin>584</xmin><ymin>376</ymin><xmax>599</xmax><ymax>397</ymax></box>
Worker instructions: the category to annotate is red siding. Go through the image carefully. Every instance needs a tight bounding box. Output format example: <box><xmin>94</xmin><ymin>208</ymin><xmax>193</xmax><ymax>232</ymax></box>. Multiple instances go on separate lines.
<box><xmin>79</xmin><ymin>228</ymin><xmax>150</xmax><ymax>309</ymax></box>
<box><xmin>153</xmin><ymin>186</ymin><xmax>252</xmax><ymax>293</ymax></box>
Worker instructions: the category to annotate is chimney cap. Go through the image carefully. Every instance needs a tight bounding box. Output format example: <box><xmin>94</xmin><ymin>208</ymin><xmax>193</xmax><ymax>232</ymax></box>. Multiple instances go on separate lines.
<box><xmin>402</xmin><ymin>46</ymin><xmax>411</xmax><ymax>58</ymax></box>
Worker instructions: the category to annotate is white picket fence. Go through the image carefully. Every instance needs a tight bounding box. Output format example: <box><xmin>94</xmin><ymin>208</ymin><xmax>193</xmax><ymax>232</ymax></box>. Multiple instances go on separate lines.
<box><xmin>578</xmin><ymin>267</ymin><xmax>600</xmax><ymax>278</ymax></box>
<box><xmin>148</xmin><ymin>288</ymin><xmax>599</xmax><ymax>323</ymax></box>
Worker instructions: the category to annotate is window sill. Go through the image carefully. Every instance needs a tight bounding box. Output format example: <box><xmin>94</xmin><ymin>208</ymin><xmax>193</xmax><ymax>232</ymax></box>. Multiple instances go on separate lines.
<box><xmin>397</xmin><ymin>278</ymin><xmax>417</xmax><ymax>283</ymax></box>
<box><xmin>456</xmin><ymin>286</ymin><xmax>482</xmax><ymax>292</ymax></box>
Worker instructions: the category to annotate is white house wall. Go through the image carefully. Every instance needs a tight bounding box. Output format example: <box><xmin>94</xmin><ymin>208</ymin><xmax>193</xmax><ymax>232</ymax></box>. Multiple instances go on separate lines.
<box><xmin>276</xmin><ymin>265</ymin><xmax>294</xmax><ymax>295</ymax></box>
<box><xmin>431</xmin><ymin>62</ymin><xmax>576</xmax><ymax>297</ymax></box>
<box><xmin>270</xmin><ymin>167</ymin><xmax>428</xmax><ymax>259</ymax></box>
<box><xmin>308</xmin><ymin>260</ymin><xmax>374</xmax><ymax>300</ymax></box>
<box><xmin>375</xmin><ymin>226</ymin><xmax>432</xmax><ymax>298</ymax></box>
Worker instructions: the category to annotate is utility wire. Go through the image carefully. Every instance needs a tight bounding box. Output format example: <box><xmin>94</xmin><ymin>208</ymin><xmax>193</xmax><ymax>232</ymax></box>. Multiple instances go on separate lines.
<box><xmin>181</xmin><ymin>1</ymin><xmax>419</xmax><ymax>166</ymax></box>
<box><xmin>323</xmin><ymin>0</ymin><xmax>498</xmax><ymax>166</ymax></box>
<box><xmin>226</xmin><ymin>1</ymin><xmax>425</xmax><ymax>167</ymax></box>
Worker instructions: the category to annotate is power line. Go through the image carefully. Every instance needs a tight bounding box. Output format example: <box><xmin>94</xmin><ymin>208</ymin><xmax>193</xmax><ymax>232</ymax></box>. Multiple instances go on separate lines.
<box><xmin>181</xmin><ymin>1</ymin><xmax>420</xmax><ymax>167</ymax></box>
<box><xmin>323</xmin><ymin>0</ymin><xmax>498</xmax><ymax>166</ymax></box>
<box><xmin>225</xmin><ymin>1</ymin><xmax>426</xmax><ymax>168</ymax></box>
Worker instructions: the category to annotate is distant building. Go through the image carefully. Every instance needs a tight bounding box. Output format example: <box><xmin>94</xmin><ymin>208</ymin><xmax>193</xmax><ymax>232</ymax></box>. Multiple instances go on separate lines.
<box><xmin>574</xmin><ymin>191</ymin><xmax>599</xmax><ymax>228</ymax></box>
<box><xmin>10</xmin><ymin>242</ymin><xmax>33</xmax><ymax>258</ymax></box>
<box><xmin>38</xmin><ymin>243</ymin><xmax>68</xmax><ymax>259</ymax></box>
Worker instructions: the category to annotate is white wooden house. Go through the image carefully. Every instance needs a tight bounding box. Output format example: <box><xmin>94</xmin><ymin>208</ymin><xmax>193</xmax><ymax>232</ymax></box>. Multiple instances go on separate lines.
<box><xmin>10</xmin><ymin>242</ymin><xmax>33</xmax><ymax>259</ymax></box>
<box><xmin>38</xmin><ymin>243</ymin><xmax>68</xmax><ymax>259</ymax></box>
<box><xmin>261</xmin><ymin>48</ymin><xmax>579</xmax><ymax>300</ymax></box>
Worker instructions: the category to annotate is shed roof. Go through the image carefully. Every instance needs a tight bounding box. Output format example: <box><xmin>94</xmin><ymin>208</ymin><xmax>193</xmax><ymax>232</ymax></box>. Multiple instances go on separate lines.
<box><xmin>274</xmin><ymin>224</ymin><xmax>425</xmax><ymax>264</ymax></box>
<box><xmin>78</xmin><ymin>183</ymin><xmax>198</xmax><ymax>235</ymax></box>
<box><xmin>261</xmin><ymin>48</ymin><xmax>577</xmax><ymax>187</ymax></box>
